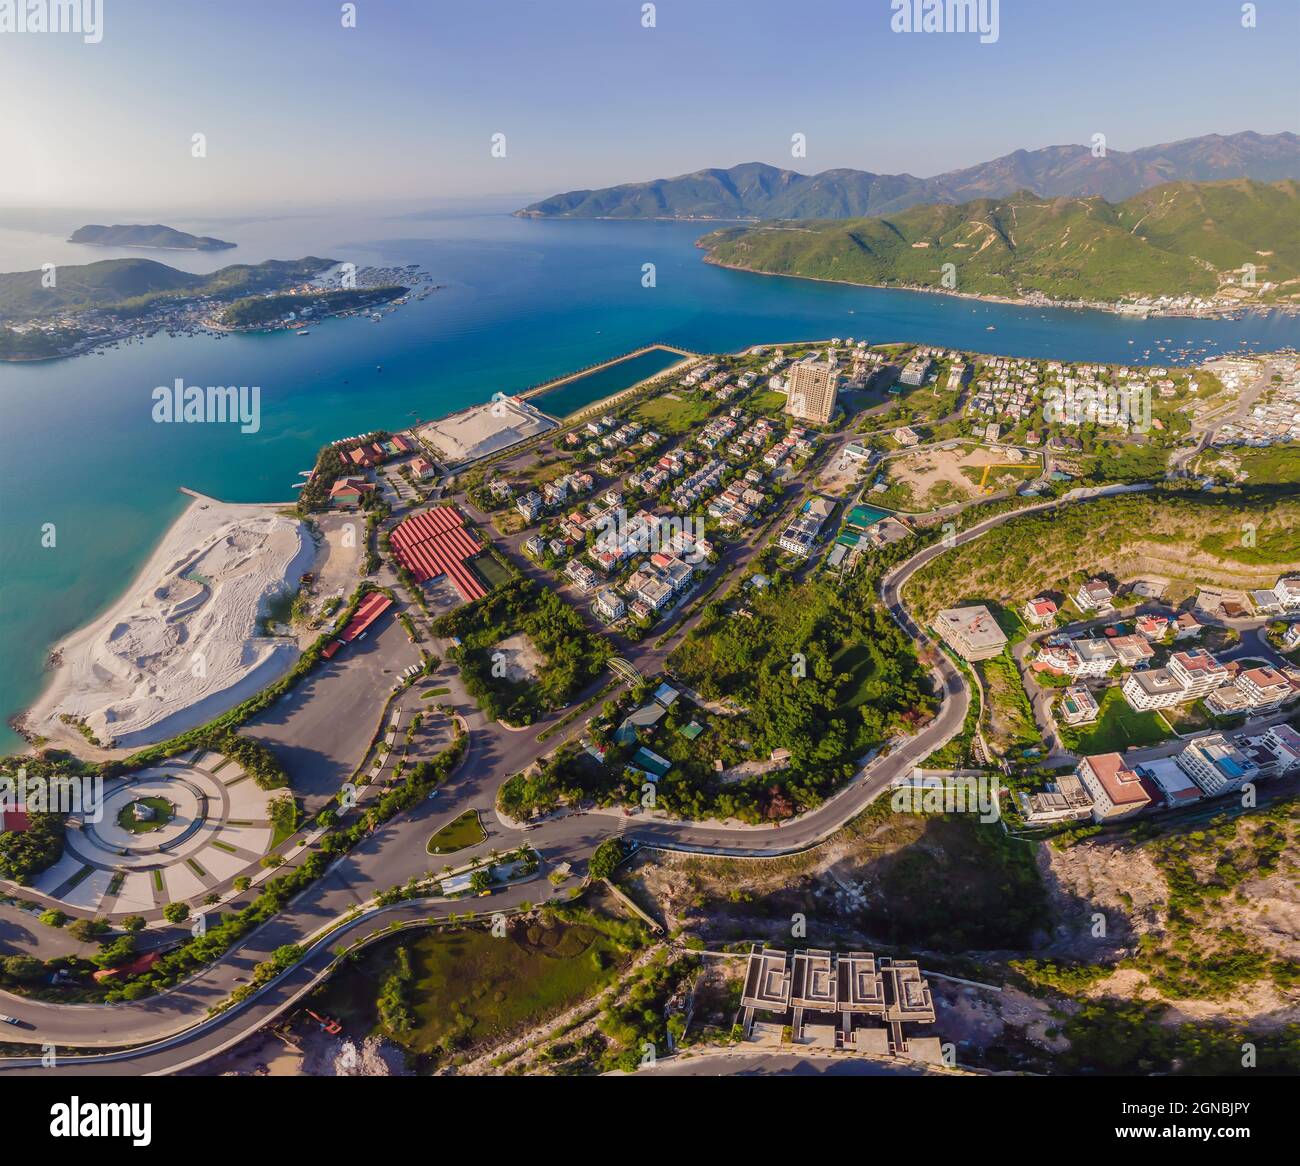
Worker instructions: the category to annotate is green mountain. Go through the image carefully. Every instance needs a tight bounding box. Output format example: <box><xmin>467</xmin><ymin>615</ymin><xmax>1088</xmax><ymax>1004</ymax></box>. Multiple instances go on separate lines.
<box><xmin>0</xmin><ymin>256</ymin><xmax>337</xmax><ymax>322</ymax></box>
<box><xmin>698</xmin><ymin>179</ymin><xmax>1300</xmax><ymax>303</ymax></box>
<box><xmin>69</xmin><ymin>223</ymin><xmax>236</xmax><ymax>250</ymax></box>
<box><xmin>516</xmin><ymin>131</ymin><xmax>1300</xmax><ymax>220</ymax></box>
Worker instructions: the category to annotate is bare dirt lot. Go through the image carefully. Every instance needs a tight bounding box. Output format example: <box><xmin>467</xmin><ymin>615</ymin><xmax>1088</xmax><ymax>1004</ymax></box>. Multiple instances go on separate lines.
<box><xmin>493</xmin><ymin>632</ymin><xmax>544</xmax><ymax>683</ymax></box>
<box><xmin>883</xmin><ymin>443</ymin><xmax>1041</xmax><ymax>511</ymax></box>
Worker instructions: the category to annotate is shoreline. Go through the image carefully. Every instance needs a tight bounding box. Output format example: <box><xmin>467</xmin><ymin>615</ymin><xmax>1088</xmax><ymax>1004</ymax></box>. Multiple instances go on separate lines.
<box><xmin>19</xmin><ymin>493</ymin><xmax>316</xmax><ymax>756</ymax></box>
<box><xmin>7</xmin><ymin>328</ymin><xmax>1295</xmax><ymax>759</ymax></box>
<box><xmin>698</xmin><ymin>251</ymin><xmax>1296</xmax><ymax>320</ymax></box>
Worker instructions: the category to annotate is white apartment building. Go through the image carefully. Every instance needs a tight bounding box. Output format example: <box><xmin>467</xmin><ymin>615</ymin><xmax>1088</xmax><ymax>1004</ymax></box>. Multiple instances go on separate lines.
<box><xmin>1074</xmin><ymin>578</ymin><xmax>1115</xmax><ymax>611</ymax></box>
<box><xmin>1167</xmin><ymin>649</ymin><xmax>1230</xmax><ymax>698</ymax></box>
<box><xmin>1176</xmin><ymin>733</ymin><xmax>1259</xmax><ymax>798</ymax></box>
<box><xmin>1122</xmin><ymin>667</ymin><xmax>1187</xmax><ymax>710</ymax></box>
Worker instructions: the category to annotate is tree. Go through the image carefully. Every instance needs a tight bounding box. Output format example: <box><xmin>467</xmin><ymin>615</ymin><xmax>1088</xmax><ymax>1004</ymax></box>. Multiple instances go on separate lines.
<box><xmin>469</xmin><ymin>869</ymin><xmax>492</xmax><ymax>894</ymax></box>
<box><xmin>2</xmin><ymin>955</ymin><xmax>44</xmax><ymax>983</ymax></box>
<box><xmin>66</xmin><ymin>917</ymin><xmax>107</xmax><ymax>943</ymax></box>
<box><xmin>589</xmin><ymin>838</ymin><xmax>626</xmax><ymax>882</ymax></box>
<box><xmin>162</xmin><ymin>902</ymin><xmax>190</xmax><ymax>924</ymax></box>
<box><xmin>121</xmin><ymin>915</ymin><xmax>146</xmax><ymax>933</ymax></box>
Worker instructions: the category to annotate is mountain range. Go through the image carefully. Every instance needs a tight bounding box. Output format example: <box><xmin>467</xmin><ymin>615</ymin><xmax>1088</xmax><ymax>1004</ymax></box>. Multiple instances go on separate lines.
<box><xmin>516</xmin><ymin>131</ymin><xmax>1300</xmax><ymax>221</ymax></box>
<box><xmin>698</xmin><ymin>179</ymin><xmax>1300</xmax><ymax>305</ymax></box>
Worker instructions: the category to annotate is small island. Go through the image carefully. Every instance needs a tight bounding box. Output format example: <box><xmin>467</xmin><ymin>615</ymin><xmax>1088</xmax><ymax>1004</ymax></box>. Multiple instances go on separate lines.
<box><xmin>69</xmin><ymin>223</ymin><xmax>237</xmax><ymax>251</ymax></box>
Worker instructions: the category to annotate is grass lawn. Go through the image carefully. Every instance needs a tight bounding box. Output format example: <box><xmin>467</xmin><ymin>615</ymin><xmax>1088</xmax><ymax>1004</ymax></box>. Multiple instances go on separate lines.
<box><xmin>115</xmin><ymin>796</ymin><xmax>174</xmax><ymax>834</ymax></box>
<box><xmin>830</xmin><ymin>642</ymin><xmax>876</xmax><ymax>712</ymax></box>
<box><xmin>747</xmin><ymin>389</ymin><xmax>789</xmax><ymax>416</ymax></box>
<box><xmin>1062</xmin><ymin>686</ymin><xmax>1174</xmax><ymax>754</ymax></box>
<box><xmin>631</xmin><ymin>392</ymin><xmax>717</xmax><ymax>434</ymax></box>
<box><xmin>426</xmin><ymin>809</ymin><xmax>487</xmax><ymax>855</ymax></box>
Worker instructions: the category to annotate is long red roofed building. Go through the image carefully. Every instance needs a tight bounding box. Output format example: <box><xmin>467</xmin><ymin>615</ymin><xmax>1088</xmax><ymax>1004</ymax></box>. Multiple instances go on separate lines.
<box><xmin>391</xmin><ymin>506</ymin><xmax>486</xmax><ymax>603</ymax></box>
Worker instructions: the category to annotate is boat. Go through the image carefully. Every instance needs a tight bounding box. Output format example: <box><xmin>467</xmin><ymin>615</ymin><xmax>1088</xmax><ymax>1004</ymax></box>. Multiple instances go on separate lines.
<box><xmin>296</xmin><ymin>329</ymin><xmax>310</xmax><ymax>336</ymax></box>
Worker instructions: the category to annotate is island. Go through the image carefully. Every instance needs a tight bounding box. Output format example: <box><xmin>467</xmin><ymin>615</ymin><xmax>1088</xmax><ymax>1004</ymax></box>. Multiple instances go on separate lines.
<box><xmin>68</xmin><ymin>223</ymin><xmax>237</xmax><ymax>251</ymax></box>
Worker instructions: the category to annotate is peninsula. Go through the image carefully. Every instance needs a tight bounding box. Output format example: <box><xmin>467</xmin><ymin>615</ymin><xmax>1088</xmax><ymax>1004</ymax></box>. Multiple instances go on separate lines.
<box><xmin>699</xmin><ymin>179</ymin><xmax>1300</xmax><ymax>316</ymax></box>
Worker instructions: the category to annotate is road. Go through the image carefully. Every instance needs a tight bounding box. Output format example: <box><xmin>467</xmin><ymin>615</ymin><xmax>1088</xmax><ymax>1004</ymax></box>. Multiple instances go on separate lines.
<box><xmin>0</xmin><ymin>478</ymin><xmax>1239</xmax><ymax>1074</ymax></box>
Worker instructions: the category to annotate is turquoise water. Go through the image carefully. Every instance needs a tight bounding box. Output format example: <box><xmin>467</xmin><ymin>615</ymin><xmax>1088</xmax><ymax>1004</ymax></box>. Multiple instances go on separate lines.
<box><xmin>532</xmin><ymin>346</ymin><xmax>690</xmax><ymax>419</ymax></box>
<box><xmin>2</xmin><ymin>205</ymin><xmax>1298</xmax><ymax>753</ymax></box>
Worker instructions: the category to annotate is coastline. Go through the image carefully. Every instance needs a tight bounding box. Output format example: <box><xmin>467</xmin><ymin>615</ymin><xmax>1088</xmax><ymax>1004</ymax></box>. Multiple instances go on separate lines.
<box><xmin>19</xmin><ymin>493</ymin><xmax>316</xmax><ymax>757</ymax></box>
<box><xmin>698</xmin><ymin>250</ymin><xmax>1294</xmax><ymax>320</ymax></box>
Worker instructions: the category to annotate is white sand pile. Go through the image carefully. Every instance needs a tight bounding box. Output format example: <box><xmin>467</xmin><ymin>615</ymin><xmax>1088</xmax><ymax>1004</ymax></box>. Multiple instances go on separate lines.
<box><xmin>417</xmin><ymin>397</ymin><xmax>554</xmax><ymax>463</ymax></box>
<box><xmin>30</xmin><ymin>497</ymin><xmax>317</xmax><ymax>749</ymax></box>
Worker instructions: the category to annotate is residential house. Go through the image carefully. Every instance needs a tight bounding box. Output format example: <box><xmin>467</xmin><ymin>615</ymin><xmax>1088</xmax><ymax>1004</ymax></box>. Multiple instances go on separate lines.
<box><xmin>1075</xmin><ymin>578</ymin><xmax>1115</xmax><ymax>612</ymax></box>
<box><xmin>1023</xmin><ymin>596</ymin><xmax>1058</xmax><ymax>627</ymax></box>
<box><xmin>1167</xmin><ymin>649</ymin><xmax>1229</xmax><ymax>699</ymax></box>
<box><xmin>593</xmin><ymin>588</ymin><xmax>625</xmax><ymax>621</ymax></box>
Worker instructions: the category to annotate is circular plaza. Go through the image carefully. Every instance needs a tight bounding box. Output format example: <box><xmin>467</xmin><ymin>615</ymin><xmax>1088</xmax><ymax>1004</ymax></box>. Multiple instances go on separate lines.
<box><xmin>28</xmin><ymin>749</ymin><xmax>279</xmax><ymax>919</ymax></box>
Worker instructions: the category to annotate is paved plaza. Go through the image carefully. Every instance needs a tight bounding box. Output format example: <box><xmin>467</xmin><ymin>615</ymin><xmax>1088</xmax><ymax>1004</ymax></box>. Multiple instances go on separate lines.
<box><xmin>30</xmin><ymin>751</ymin><xmax>276</xmax><ymax>917</ymax></box>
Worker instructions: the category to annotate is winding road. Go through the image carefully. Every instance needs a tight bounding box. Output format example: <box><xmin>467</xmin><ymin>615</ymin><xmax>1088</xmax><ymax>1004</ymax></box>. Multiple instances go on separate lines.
<box><xmin>0</xmin><ymin>479</ymin><xmax>1186</xmax><ymax>1075</ymax></box>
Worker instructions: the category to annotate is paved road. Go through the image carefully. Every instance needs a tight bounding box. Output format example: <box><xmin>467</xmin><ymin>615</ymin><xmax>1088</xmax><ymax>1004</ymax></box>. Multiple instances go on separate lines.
<box><xmin>0</xmin><ymin>480</ymin><xmax>1192</xmax><ymax>1074</ymax></box>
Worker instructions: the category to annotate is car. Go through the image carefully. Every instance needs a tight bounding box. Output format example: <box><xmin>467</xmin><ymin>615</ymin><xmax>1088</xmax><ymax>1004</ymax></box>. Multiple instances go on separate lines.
<box><xmin>426</xmin><ymin>790</ymin><xmax>438</xmax><ymax>801</ymax></box>
<box><xmin>0</xmin><ymin>1014</ymin><xmax>19</xmax><ymax>1025</ymax></box>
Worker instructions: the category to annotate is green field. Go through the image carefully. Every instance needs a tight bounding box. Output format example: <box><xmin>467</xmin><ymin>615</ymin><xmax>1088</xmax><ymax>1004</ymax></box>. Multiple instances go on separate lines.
<box><xmin>426</xmin><ymin>810</ymin><xmax>486</xmax><ymax>855</ymax></box>
<box><xmin>472</xmin><ymin>553</ymin><xmax>514</xmax><ymax>591</ymax></box>
<box><xmin>1061</xmin><ymin>686</ymin><xmax>1174</xmax><ymax>754</ymax></box>
<box><xmin>1235</xmin><ymin>446</ymin><xmax>1300</xmax><ymax>486</ymax></box>
<box><xmin>631</xmin><ymin>392</ymin><xmax>718</xmax><ymax>434</ymax></box>
<box><xmin>313</xmin><ymin>905</ymin><xmax>642</xmax><ymax>1058</ymax></box>
<box><xmin>748</xmin><ymin>389</ymin><xmax>789</xmax><ymax>416</ymax></box>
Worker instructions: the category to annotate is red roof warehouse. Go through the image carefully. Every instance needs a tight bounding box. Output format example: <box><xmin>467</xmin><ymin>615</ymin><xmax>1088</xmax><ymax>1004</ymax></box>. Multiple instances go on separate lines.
<box><xmin>390</xmin><ymin>507</ymin><xmax>486</xmax><ymax>603</ymax></box>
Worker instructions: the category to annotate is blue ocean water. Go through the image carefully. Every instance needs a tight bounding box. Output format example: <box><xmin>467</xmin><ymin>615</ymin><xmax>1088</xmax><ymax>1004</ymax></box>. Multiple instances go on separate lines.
<box><xmin>1</xmin><ymin>203</ymin><xmax>1297</xmax><ymax>752</ymax></box>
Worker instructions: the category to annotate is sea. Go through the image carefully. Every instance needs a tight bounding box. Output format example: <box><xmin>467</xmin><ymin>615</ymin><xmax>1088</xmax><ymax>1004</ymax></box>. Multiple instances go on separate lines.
<box><xmin>1</xmin><ymin>197</ymin><xmax>1297</xmax><ymax>754</ymax></box>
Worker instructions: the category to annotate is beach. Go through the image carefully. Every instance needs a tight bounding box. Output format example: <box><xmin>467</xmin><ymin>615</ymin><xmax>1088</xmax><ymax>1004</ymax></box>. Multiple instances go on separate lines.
<box><xmin>23</xmin><ymin>495</ymin><xmax>317</xmax><ymax>752</ymax></box>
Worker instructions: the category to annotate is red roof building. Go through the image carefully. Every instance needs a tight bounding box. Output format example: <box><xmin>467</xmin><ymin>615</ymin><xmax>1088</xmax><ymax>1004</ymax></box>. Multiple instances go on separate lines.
<box><xmin>391</xmin><ymin>507</ymin><xmax>486</xmax><ymax>603</ymax></box>
<box><xmin>340</xmin><ymin>591</ymin><xmax>394</xmax><ymax>642</ymax></box>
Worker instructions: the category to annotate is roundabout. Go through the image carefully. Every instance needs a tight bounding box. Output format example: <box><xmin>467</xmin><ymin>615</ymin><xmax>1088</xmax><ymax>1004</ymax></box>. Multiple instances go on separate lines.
<box><xmin>23</xmin><ymin>750</ymin><xmax>279</xmax><ymax>919</ymax></box>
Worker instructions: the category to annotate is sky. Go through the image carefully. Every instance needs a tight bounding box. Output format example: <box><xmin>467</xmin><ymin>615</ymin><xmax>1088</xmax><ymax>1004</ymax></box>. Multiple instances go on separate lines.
<box><xmin>0</xmin><ymin>0</ymin><xmax>1296</xmax><ymax>211</ymax></box>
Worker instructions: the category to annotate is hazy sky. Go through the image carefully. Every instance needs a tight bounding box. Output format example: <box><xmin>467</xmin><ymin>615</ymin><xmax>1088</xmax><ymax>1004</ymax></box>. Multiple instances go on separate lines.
<box><xmin>1</xmin><ymin>0</ymin><xmax>1296</xmax><ymax>211</ymax></box>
